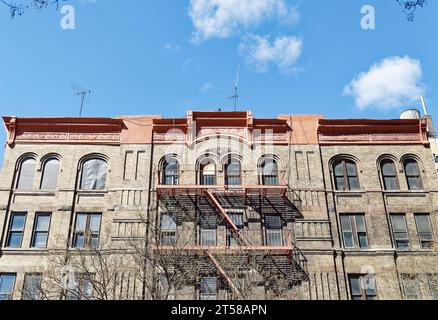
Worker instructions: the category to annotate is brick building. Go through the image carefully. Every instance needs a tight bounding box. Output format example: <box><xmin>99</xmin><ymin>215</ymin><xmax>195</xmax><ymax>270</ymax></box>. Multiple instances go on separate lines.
<box><xmin>0</xmin><ymin>110</ymin><xmax>437</xmax><ymax>300</ymax></box>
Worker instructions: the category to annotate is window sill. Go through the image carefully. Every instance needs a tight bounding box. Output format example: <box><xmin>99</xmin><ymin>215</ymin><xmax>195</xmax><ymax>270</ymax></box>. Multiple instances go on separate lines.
<box><xmin>13</xmin><ymin>190</ymin><xmax>57</xmax><ymax>196</ymax></box>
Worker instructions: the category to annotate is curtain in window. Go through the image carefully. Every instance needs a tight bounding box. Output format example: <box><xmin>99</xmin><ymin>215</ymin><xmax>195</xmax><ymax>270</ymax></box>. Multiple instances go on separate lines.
<box><xmin>16</xmin><ymin>158</ymin><xmax>36</xmax><ymax>190</ymax></box>
<box><xmin>80</xmin><ymin>159</ymin><xmax>108</xmax><ymax>190</ymax></box>
<box><xmin>40</xmin><ymin>158</ymin><xmax>60</xmax><ymax>190</ymax></box>
<box><xmin>404</xmin><ymin>160</ymin><xmax>423</xmax><ymax>190</ymax></box>
<box><xmin>261</xmin><ymin>159</ymin><xmax>279</xmax><ymax>186</ymax></box>
<box><xmin>381</xmin><ymin>160</ymin><xmax>399</xmax><ymax>190</ymax></box>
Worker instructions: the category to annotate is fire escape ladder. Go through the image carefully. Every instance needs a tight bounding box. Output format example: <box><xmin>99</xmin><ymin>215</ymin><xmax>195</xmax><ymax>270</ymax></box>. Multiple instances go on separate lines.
<box><xmin>205</xmin><ymin>250</ymin><xmax>242</xmax><ymax>300</ymax></box>
<box><xmin>204</xmin><ymin>190</ymin><xmax>251</xmax><ymax>247</ymax></box>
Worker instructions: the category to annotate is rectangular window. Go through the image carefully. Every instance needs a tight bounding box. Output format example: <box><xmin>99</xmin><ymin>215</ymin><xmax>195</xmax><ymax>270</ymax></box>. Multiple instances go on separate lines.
<box><xmin>6</xmin><ymin>213</ymin><xmax>26</xmax><ymax>248</ymax></box>
<box><xmin>402</xmin><ymin>274</ymin><xmax>421</xmax><ymax>300</ymax></box>
<box><xmin>427</xmin><ymin>274</ymin><xmax>438</xmax><ymax>300</ymax></box>
<box><xmin>348</xmin><ymin>274</ymin><xmax>376</xmax><ymax>300</ymax></box>
<box><xmin>390</xmin><ymin>214</ymin><xmax>410</xmax><ymax>249</ymax></box>
<box><xmin>200</xmin><ymin>277</ymin><xmax>218</xmax><ymax>300</ymax></box>
<box><xmin>340</xmin><ymin>214</ymin><xmax>369</xmax><ymax>249</ymax></box>
<box><xmin>66</xmin><ymin>273</ymin><xmax>94</xmax><ymax>300</ymax></box>
<box><xmin>200</xmin><ymin>230</ymin><xmax>217</xmax><ymax>246</ymax></box>
<box><xmin>265</xmin><ymin>215</ymin><xmax>283</xmax><ymax>246</ymax></box>
<box><xmin>22</xmin><ymin>273</ymin><xmax>42</xmax><ymax>300</ymax></box>
<box><xmin>415</xmin><ymin>214</ymin><xmax>434</xmax><ymax>248</ymax></box>
<box><xmin>227</xmin><ymin>213</ymin><xmax>244</xmax><ymax>246</ymax></box>
<box><xmin>31</xmin><ymin>213</ymin><xmax>51</xmax><ymax>248</ymax></box>
<box><xmin>0</xmin><ymin>274</ymin><xmax>16</xmax><ymax>300</ymax></box>
<box><xmin>199</xmin><ymin>214</ymin><xmax>217</xmax><ymax>246</ymax></box>
<box><xmin>160</xmin><ymin>214</ymin><xmax>177</xmax><ymax>245</ymax></box>
<box><xmin>72</xmin><ymin>213</ymin><xmax>102</xmax><ymax>249</ymax></box>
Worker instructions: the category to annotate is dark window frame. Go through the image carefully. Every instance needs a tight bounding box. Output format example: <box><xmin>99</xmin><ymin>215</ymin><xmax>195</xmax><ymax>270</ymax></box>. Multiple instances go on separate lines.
<box><xmin>404</xmin><ymin>159</ymin><xmax>423</xmax><ymax>191</ymax></box>
<box><xmin>333</xmin><ymin>159</ymin><xmax>360</xmax><ymax>191</ymax></box>
<box><xmin>22</xmin><ymin>273</ymin><xmax>42</xmax><ymax>301</ymax></box>
<box><xmin>348</xmin><ymin>274</ymin><xmax>377</xmax><ymax>300</ymax></box>
<box><xmin>340</xmin><ymin>214</ymin><xmax>369</xmax><ymax>249</ymax></box>
<box><xmin>414</xmin><ymin>213</ymin><xmax>434</xmax><ymax>249</ymax></box>
<box><xmin>260</xmin><ymin>158</ymin><xmax>279</xmax><ymax>186</ymax></box>
<box><xmin>6</xmin><ymin>212</ymin><xmax>27</xmax><ymax>248</ymax></box>
<box><xmin>0</xmin><ymin>273</ymin><xmax>17</xmax><ymax>300</ymax></box>
<box><xmin>31</xmin><ymin>213</ymin><xmax>52</xmax><ymax>248</ymax></box>
<box><xmin>224</xmin><ymin>158</ymin><xmax>242</xmax><ymax>186</ymax></box>
<box><xmin>72</xmin><ymin>213</ymin><xmax>102</xmax><ymax>249</ymax></box>
<box><xmin>161</xmin><ymin>158</ymin><xmax>180</xmax><ymax>186</ymax></box>
<box><xmin>380</xmin><ymin>159</ymin><xmax>400</xmax><ymax>190</ymax></box>
<box><xmin>15</xmin><ymin>157</ymin><xmax>36</xmax><ymax>190</ymax></box>
<box><xmin>401</xmin><ymin>273</ymin><xmax>421</xmax><ymax>300</ymax></box>
<box><xmin>390</xmin><ymin>214</ymin><xmax>410</xmax><ymax>249</ymax></box>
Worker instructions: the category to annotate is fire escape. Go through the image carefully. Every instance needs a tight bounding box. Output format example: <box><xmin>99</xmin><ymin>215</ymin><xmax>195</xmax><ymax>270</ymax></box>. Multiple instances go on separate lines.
<box><xmin>155</xmin><ymin>183</ymin><xmax>309</xmax><ymax>299</ymax></box>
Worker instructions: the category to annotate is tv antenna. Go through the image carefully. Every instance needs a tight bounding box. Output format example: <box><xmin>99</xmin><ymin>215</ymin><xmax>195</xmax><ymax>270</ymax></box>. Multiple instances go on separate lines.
<box><xmin>229</xmin><ymin>64</ymin><xmax>240</xmax><ymax>111</ymax></box>
<box><xmin>72</xmin><ymin>83</ymin><xmax>91</xmax><ymax>117</ymax></box>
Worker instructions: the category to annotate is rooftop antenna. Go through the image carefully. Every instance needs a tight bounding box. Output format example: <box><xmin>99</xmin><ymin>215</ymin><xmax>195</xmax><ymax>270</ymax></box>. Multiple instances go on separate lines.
<box><xmin>72</xmin><ymin>83</ymin><xmax>91</xmax><ymax>117</ymax></box>
<box><xmin>229</xmin><ymin>64</ymin><xmax>240</xmax><ymax>111</ymax></box>
<box><xmin>421</xmin><ymin>96</ymin><xmax>428</xmax><ymax>116</ymax></box>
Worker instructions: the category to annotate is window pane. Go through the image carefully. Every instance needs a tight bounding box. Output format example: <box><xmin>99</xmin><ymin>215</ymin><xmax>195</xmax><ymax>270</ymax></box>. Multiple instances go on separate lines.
<box><xmin>161</xmin><ymin>215</ymin><xmax>177</xmax><ymax>231</ymax></box>
<box><xmin>266</xmin><ymin>229</ymin><xmax>283</xmax><ymax>246</ymax></box>
<box><xmin>334</xmin><ymin>162</ymin><xmax>343</xmax><ymax>176</ymax></box>
<box><xmin>384</xmin><ymin>177</ymin><xmax>399</xmax><ymax>190</ymax></box>
<box><xmin>346</xmin><ymin>162</ymin><xmax>357</xmax><ymax>176</ymax></box>
<box><xmin>0</xmin><ymin>274</ymin><xmax>16</xmax><ymax>300</ymax></box>
<box><xmin>11</xmin><ymin>213</ymin><xmax>26</xmax><ymax>231</ymax></box>
<box><xmin>80</xmin><ymin>159</ymin><xmax>108</xmax><ymax>190</ymax></box>
<box><xmin>40</xmin><ymin>159</ymin><xmax>60</xmax><ymax>190</ymax></box>
<box><xmin>358</xmin><ymin>233</ymin><xmax>369</xmax><ymax>248</ymax></box>
<box><xmin>33</xmin><ymin>233</ymin><xmax>48</xmax><ymax>248</ymax></box>
<box><xmin>391</xmin><ymin>215</ymin><xmax>407</xmax><ymax>233</ymax></box>
<box><xmin>90</xmin><ymin>214</ymin><xmax>101</xmax><ymax>233</ymax></box>
<box><xmin>416</xmin><ymin>215</ymin><xmax>432</xmax><ymax>233</ymax></box>
<box><xmin>405</xmin><ymin>161</ymin><xmax>420</xmax><ymax>175</ymax></box>
<box><xmin>407</xmin><ymin>177</ymin><xmax>422</xmax><ymax>190</ymax></box>
<box><xmin>22</xmin><ymin>274</ymin><xmax>42</xmax><ymax>300</ymax></box>
<box><xmin>348</xmin><ymin>177</ymin><xmax>360</xmax><ymax>190</ymax></box>
<box><xmin>199</xmin><ymin>214</ymin><xmax>217</xmax><ymax>229</ymax></box>
<box><xmin>7</xmin><ymin>233</ymin><xmax>23</xmax><ymax>248</ymax></box>
<box><xmin>35</xmin><ymin>214</ymin><xmax>51</xmax><ymax>232</ymax></box>
<box><xmin>17</xmin><ymin>158</ymin><xmax>36</xmax><ymax>190</ymax></box>
<box><xmin>229</xmin><ymin>214</ymin><xmax>244</xmax><ymax>229</ymax></box>
<box><xmin>349</xmin><ymin>276</ymin><xmax>362</xmax><ymax>296</ymax></box>
<box><xmin>355</xmin><ymin>215</ymin><xmax>366</xmax><ymax>233</ymax></box>
<box><xmin>201</xmin><ymin>277</ymin><xmax>217</xmax><ymax>300</ymax></box>
<box><xmin>382</xmin><ymin>161</ymin><xmax>396</xmax><ymax>176</ymax></box>
<box><xmin>75</xmin><ymin>214</ymin><xmax>87</xmax><ymax>232</ymax></box>
<box><xmin>340</xmin><ymin>215</ymin><xmax>352</xmax><ymax>232</ymax></box>
<box><xmin>335</xmin><ymin>177</ymin><xmax>345</xmax><ymax>190</ymax></box>
<box><xmin>200</xmin><ymin>230</ymin><xmax>217</xmax><ymax>246</ymax></box>
<box><xmin>265</xmin><ymin>215</ymin><xmax>282</xmax><ymax>229</ymax></box>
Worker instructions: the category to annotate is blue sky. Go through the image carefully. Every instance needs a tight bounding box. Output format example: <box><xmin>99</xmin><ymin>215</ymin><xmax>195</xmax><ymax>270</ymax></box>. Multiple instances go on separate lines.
<box><xmin>0</xmin><ymin>0</ymin><xmax>437</xmax><ymax>163</ymax></box>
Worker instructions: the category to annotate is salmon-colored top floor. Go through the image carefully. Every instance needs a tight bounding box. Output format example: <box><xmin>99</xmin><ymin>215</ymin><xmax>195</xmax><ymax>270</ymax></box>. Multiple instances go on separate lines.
<box><xmin>2</xmin><ymin>110</ymin><xmax>430</xmax><ymax>146</ymax></box>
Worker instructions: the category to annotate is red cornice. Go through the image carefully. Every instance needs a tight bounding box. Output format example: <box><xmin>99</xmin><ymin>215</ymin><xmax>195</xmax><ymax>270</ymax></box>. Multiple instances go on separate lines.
<box><xmin>3</xmin><ymin>116</ymin><xmax>125</xmax><ymax>146</ymax></box>
<box><xmin>318</xmin><ymin>118</ymin><xmax>429</xmax><ymax>145</ymax></box>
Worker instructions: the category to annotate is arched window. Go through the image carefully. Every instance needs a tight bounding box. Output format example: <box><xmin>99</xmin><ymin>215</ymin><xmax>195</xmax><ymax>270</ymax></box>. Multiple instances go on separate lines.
<box><xmin>161</xmin><ymin>157</ymin><xmax>180</xmax><ymax>186</ymax></box>
<box><xmin>40</xmin><ymin>158</ymin><xmax>60</xmax><ymax>191</ymax></box>
<box><xmin>404</xmin><ymin>159</ymin><xmax>423</xmax><ymax>190</ymax></box>
<box><xmin>224</xmin><ymin>158</ymin><xmax>241</xmax><ymax>185</ymax></box>
<box><xmin>80</xmin><ymin>158</ymin><xmax>108</xmax><ymax>190</ymax></box>
<box><xmin>260</xmin><ymin>158</ymin><xmax>279</xmax><ymax>186</ymax></box>
<box><xmin>333</xmin><ymin>159</ymin><xmax>360</xmax><ymax>191</ymax></box>
<box><xmin>200</xmin><ymin>163</ymin><xmax>216</xmax><ymax>186</ymax></box>
<box><xmin>380</xmin><ymin>160</ymin><xmax>399</xmax><ymax>190</ymax></box>
<box><xmin>16</xmin><ymin>157</ymin><xmax>36</xmax><ymax>190</ymax></box>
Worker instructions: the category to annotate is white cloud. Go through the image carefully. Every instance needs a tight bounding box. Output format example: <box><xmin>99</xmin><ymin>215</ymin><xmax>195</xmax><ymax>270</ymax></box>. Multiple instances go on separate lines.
<box><xmin>239</xmin><ymin>34</ymin><xmax>303</xmax><ymax>73</ymax></box>
<box><xmin>189</xmin><ymin>0</ymin><xmax>299</xmax><ymax>43</ymax></box>
<box><xmin>164</xmin><ymin>43</ymin><xmax>181</xmax><ymax>51</ymax></box>
<box><xmin>343</xmin><ymin>56</ymin><xmax>425</xmax><ymax>110</ymax></box>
